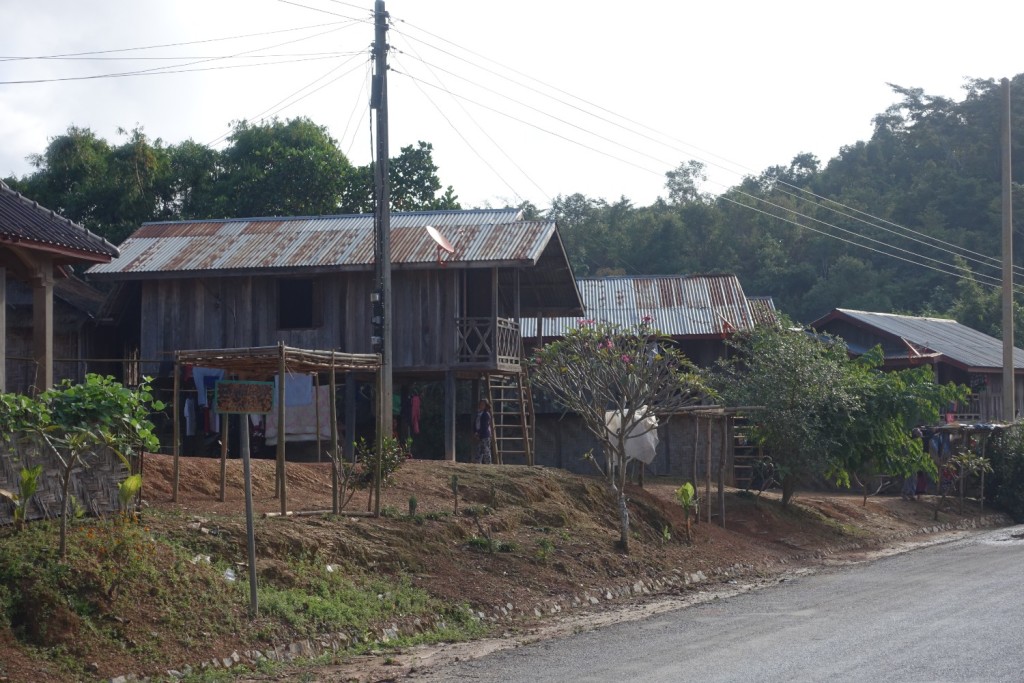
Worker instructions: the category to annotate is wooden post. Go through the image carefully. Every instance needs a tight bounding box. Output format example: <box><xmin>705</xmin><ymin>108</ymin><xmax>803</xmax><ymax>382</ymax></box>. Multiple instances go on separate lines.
<box><xmin>314</xmin><ymin>372</ymin><xmax>322</xmax><ymax>463</ymax></box>
<box><xmin>718</xmin><ymin>415</ymin><xmax>727</xmax><ymax>528</ymax></box>
<box><xmin>344</xmin><ymin>372</ymin><xmax>356</xmax><ymax>465</ymax></box>
<box><xmin>31</xmin><ymin>264</ymin><xmax>54</xmax><ymax>393</ymax></box>
<box><xmin>0</xmin><ymin>266</ymin><xmax>5</xmax><ymax>393</ymax></box>
<box><xmin>705</xmin><ymin>416</ymin><xmax>712</xmax><ymax>524</ymax></box>
<box><xmin>692</xmin><ymin>416</ymin><xmax>699</xmax><ymax>490</ymax></box>
<box><xmin>276</xmin><ymin>342</ymin><xmax>287</xmax><ymax>514</ymax></box>
<box><xmin>330</xmin><ymin>356</ymin><xmax>339</xmax><ymax>515</ymax></box>
<box><xmin>444</xmin><ymin>370</ymin><xmax>456</xmax><ymax>461</ymax></box>
<box><xmin>239</xmin><ymin>412</ymin><xmax>259</xmax><ymax>617</ymax></box>
<box><xmin>172</xmin><ymin>360</ymin><xmax>180</xmax><ymax>502</ymax></box>
<box><xmin>219</xmin><ymin>411</ymin><xmax>229</xmax><ymax>502</ymax></box>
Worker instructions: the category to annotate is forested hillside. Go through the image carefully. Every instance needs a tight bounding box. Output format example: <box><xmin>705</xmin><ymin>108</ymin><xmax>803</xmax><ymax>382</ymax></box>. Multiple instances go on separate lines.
<box><xmin>553</xmin><ymin>75</ymin><xmax>1024</xmax><ymax>335</ymax></box>
<box><xmin>5</xmin><ymin>75</ymin><xmax>1024</xmax><ymax>336</ymax></box>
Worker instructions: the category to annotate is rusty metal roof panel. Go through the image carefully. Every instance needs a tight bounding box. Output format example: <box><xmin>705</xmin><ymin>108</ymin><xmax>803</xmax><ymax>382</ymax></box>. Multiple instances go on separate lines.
<box><xmin>87</xmin><ymin>209</ymin><xmax>539</xmax><ymax>278</ymax></box>
<box><xmin>0</xmin><ymin>181</ymin><xmax>119</xmax><ymax>261</ymax></box>
<box><xmin>542</xmin><ymin>274</ymin><xmax>757</xmax><ymax>338</ymax></box>
<box><xmin>747</xmin><ymin>296</ymin><xmax>779</xmax><ymax>327</ymax></box>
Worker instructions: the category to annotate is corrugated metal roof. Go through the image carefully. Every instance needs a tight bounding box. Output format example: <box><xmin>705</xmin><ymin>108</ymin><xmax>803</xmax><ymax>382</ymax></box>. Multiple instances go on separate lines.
<box><xmin>747</xmin><ymin>296</ymin><xmax>779</xmax><ymax>327</ymax></box>
<box><xmin>542</xmin><ymin>274</ymin><xmax>756</xmax><ymax>338</ymax></box>
<box><xmin>87</xmin><ymin>209</ymin><xmax>555</xmax><ymax>278</ymax></box>
<box><xmin>820</xmin><ymin>308</ymin><xmax>1024</xmax><ymax>370</ymax></box>
<box><xmin>0</xmin><ymin>181</ymin><xmax>119</xmax><ymax>261</ymax></box>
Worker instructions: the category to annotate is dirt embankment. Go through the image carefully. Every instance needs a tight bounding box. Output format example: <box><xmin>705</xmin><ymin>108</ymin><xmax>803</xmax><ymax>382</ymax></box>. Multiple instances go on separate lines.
<box><xmin>1</xmin><ymin>454</ymin><xmax>1009</xmax><ymax>683</ymax></box>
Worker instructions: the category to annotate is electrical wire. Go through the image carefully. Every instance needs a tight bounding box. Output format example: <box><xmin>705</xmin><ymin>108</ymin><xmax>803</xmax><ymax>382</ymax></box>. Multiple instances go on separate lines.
<box><xmin>340</xmin><ymin>60</ymin><xmax>373</xmax><ymax>159</ymax></box>
<box><xmin>205</xmin><ymin>51</ymin><xmax>370</xmax><ymax>147</ymax></box>
<box><xmin>392</xmin><ymin>19</ymin><xmax>1017</xmax><ymax>285</ymax></box>
<box><xmin>717</xmin><ymin>186</ymin><xmax>1024</xmax><ymax>293</ymax></box>
<box><xmin>389</xmin><ymin>39</ymin><xmax>540</xmax><ymax>205</ymax></box>
<box><xmin>771</xmin><ymin>179</ymin><xmax>1024</xmax><ymax>277</ymax></box>
<box><xmin>391</xmin><ymin>69</ymin><xmax>668</xmax><ymax>179</ymax></box>
<box><xmin>0</xmin><ymin>25</ymin><xmax>356</xmax><ymax>85</ymax></box>
<box><xmin>0</xmin><ymin>20</ymin><xmax>355</xmax><ymax>61</ymax></box>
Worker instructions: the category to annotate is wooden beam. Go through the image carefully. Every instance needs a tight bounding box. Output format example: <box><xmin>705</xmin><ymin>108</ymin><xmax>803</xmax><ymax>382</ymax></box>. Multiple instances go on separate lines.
<box><xmin>276</xmin><ymin>342</ymin><xmax>287</xmax><ymax>514</ymax></box>
<box><xmin>444</xmin><ymin>369</ymin><xmax>456</xmax><ymax>461</ymax></box>
<box><xmin>31</xmin><ymin>263</ymin><xmax>54</xmax><ymax>393</ymax></box>
<box><xmin>172</xmin><ymin>361</ymin><xmax>180</xmax><ymax>502</ymax></box>
<box><xmin>0</xmin><ymin>266</ymin><xmax>5</xmax><ymax>393</ymax></box>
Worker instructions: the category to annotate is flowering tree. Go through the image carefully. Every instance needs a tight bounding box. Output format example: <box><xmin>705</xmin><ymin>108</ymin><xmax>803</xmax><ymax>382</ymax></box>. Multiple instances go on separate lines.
<box><xmin>532</xmin><ymin>319</ymin><xmax>708</xmax><ymax>552</ymax></box>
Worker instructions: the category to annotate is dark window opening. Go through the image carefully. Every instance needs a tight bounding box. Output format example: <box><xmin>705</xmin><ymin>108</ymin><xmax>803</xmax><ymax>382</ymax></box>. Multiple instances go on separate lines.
<box><xmin>277</xmin><ymin>278</ymin><xmax>318</xmax><ymax>329</ymax></box>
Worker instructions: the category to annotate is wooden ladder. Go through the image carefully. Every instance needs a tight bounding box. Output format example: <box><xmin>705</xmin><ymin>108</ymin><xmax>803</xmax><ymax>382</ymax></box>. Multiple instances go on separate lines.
<box><xmin>486</xmin><ymin>368</ymin><xmax>535</xmax><ymax>466</ymax></box>
<box><xmin>731</xmin><ymin>416</ymin><xmax>760</xmax><ymax>490</ymax></box>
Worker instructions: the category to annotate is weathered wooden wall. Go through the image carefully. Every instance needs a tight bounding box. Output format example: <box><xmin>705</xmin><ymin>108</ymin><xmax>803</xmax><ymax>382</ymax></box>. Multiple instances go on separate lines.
<box><xmin>139</xmin><ymin>270</ymin><xmax>459</xmax><ymax>372</ymax></box>
<box><xmin>533</xmin><ymin>413</ymin><xmax>730</xmax><ymax>482</ymax></box>
<box><xmin>5</xmin><ymin>306</ymin><xmax>90</xmax><ymax>394</ymax></box>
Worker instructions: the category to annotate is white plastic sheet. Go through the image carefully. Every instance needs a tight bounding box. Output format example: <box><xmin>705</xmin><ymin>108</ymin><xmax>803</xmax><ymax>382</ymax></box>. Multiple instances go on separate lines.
<box><xmin>604</xmin><ymin>406</ymin><xmax>659</xmax><ymax>464</ymax></box>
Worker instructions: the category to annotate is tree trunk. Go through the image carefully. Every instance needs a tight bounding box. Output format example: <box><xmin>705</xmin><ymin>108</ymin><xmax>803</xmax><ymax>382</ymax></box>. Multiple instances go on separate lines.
<box><xmin>58</xmin><ymin>460</ymin><xmax>75</xmax><ymax>560</ymax></box>
<box><xmin>617</xmin><ymin>487</ymin><xmax>630</xmax><ymax>552</ymax></box>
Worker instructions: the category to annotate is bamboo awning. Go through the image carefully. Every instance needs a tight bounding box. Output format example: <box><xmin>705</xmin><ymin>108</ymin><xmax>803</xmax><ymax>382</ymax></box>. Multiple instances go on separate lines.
<box><xmin>171</xmin><ymin>343</ymin><xmax>381</xmax><ymax>514</ymax></box>
<box><xmin>175</xmin><ymin>345</ymin><xmax>380</xmax><ymax>376</ymax></box>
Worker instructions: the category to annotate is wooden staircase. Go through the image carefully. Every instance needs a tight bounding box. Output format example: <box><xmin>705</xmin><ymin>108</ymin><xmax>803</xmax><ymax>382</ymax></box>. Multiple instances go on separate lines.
<box><xmin>486</xmin><ymin>368</ymin><xmax>535</xmax><ymax>465</ymax></box>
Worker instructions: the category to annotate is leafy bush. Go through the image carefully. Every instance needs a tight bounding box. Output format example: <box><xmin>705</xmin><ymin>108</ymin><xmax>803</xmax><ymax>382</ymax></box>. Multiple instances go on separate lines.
<box><xmin>986</xmin><ymin>425</ymin><xmax>1024</xmax><ymax>522</ymax></box>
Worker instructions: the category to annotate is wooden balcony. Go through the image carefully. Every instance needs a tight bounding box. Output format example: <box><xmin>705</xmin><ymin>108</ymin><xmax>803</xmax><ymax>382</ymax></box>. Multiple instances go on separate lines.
<box><xmin>456</xmin><ymin>317</ymin><xmax>522</xmax><ymax>372</ymax></box>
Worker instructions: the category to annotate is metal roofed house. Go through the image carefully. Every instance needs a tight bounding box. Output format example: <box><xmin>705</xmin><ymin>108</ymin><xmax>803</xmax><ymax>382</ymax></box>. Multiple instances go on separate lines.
<box><xmin>528</xmin><ymin>274</ymin><xmax>776</xmax><ymax>367</ymax></box>
<box><xmin>87</xmin><ymin>208</ymin><xmax>583</xmax><ymax>462</ymax></box>
<box><xmin>523</xmin><ymin>274</ymin><xmax>776</xmax><ymax>480</ymax></box>
<box><xmin>0</xmin><ymin>180</ymin><xmax>119</xmax><ymax>393</ymax></box>
<box><xmin>812</xmin><ymin>308</ymin><xmax>1024</xmax><ymax>421</ymax></box>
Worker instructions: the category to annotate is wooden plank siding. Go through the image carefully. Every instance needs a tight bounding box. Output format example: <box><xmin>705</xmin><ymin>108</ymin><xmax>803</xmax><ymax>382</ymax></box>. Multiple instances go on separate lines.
<box><xmin>140</xmin><ymin>269</ymin><xmax>463</xmax><ymax>372</ymax></box>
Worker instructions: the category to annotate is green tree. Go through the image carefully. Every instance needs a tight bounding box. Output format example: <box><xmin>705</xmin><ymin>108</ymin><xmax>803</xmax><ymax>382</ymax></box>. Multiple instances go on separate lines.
<box><xmin>532</xmin><ymin>320</ymin><xmax>708</xmax><ymax>551</ymax></box>
<box><xmin>218</xmin><ymin>117</ymin><xmax>352</xmax><ymax>217</ymax></box>
<box><xmin>714</xmin><ymin>319</ymin><xmax>859</xmax><ymax>505</ymax></box>
<box><xmin>826</xmin><ymin>346</ymin><xmax>969</xmax><ymax>499</ymax></box>
<box><xmin>339</xmin><ymin>141</ymin><xmax>460</xmax><ymax>214</ymax></box>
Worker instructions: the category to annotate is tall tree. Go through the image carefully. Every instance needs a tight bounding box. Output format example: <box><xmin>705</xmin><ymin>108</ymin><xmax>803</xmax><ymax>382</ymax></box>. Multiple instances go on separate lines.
<box><xmin>714</xmin><ymin>319</ymin><xmax>860</xmax><ymax>505</ymax></box>
<box><xmin>218</xmin><ymin>117</ymin><xmax>352</xmax><ymax>217</ymax></box>
<box><xmin>532</xmin><ymin>320</ymin><xmax>707</xmax><ymax>551</ymax></box>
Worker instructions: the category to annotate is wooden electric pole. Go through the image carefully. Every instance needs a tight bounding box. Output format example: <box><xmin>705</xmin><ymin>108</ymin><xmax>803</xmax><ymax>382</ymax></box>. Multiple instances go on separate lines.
<box><xmin>1001</xmin><ymin>77</ymin><xmax>1014</xmax><ymax>422</ymax></box>
<box><xmin>371</xmin><ymin>0</ymin><xmax>392</xmax><ymax>515</ymax></box>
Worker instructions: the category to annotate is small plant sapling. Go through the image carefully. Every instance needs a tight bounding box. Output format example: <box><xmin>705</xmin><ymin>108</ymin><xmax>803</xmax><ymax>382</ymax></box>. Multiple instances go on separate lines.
<box><xmin>674</xmin><ymin>482</ymin><xmax>699</xmax><ymax>544</ymax></box>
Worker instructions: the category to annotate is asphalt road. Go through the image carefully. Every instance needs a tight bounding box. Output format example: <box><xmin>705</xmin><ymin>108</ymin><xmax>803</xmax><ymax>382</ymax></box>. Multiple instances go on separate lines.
<box><xmin>412</xmin><ymin>527</ymin><xmax>1024</xmax><ymax>682</ymax></box>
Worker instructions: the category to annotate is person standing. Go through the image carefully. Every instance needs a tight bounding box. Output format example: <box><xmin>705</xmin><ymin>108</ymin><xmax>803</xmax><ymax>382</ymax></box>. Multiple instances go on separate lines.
<box><xmin>474</xmin><ymin>399</ymin><xmax>493</xmax><ymax>464</ymax></box>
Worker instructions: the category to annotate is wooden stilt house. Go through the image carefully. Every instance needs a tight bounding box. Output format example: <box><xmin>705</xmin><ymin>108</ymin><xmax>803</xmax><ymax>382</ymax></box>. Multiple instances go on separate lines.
<box><xmin>87</xmin><ymin>208</ymin><xmax>583</xmax><ymax>462</ymax></box>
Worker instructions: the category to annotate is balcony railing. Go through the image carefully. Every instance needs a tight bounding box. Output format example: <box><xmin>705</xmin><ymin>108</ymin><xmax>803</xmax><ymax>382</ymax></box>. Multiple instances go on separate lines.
<box><xmin>456</xmin><ymin>317</ymin><xmax>521</xmax><ymax>371</ymax></box>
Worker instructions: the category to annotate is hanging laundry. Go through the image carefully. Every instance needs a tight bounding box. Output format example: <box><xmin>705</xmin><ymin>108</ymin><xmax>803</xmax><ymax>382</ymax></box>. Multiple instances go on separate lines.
<box><xmin>192</xmin><ymin>367</ymin><xmax>225</xmax><ymax>407</ymax></box>
<box><xmin>273</xmin><ymin>373</ymin><xmax>314</xmax><ymax>407</ymax></box>
<box><xmin>184</xmin><ymin>397</ymin><xmax>196</xmax><ymax>437</ymax></box>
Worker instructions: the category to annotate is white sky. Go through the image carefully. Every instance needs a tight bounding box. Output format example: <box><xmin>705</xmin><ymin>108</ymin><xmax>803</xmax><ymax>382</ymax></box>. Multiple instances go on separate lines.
<box><xmin>2</xmin><ymin>1</ymin><xmax>1023</xmax><ymax>212</ymax></box>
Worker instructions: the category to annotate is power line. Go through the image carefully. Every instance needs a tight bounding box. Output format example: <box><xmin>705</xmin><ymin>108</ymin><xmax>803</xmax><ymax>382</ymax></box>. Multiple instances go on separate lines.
<box><xmin>0</xmin><ymin>53</ymin><xmax>351</xmax><ymax>85</ymax></box>
<box><xmin>389</xmin><ymin>33</ymin><xmax>549</xmax><ymax>205</ymax></box>
<box><xmin>0</xmin><ymin>25</ymin><xmax>356</xmax><ymax>85</ymax></box>
<box><xmin>718</xmin><ymin>194</ymin><xmax>1022</xmax><ymax>295</ymax></box>
<box><xmin>2</xmin><ymin>51</ymin><xmax>362</xmax><ymax>61</ymax></box>
<box><xmin>391</xmin><ymin>69</ymin><xmax>668</xmax><ymax>179</ymax></box>
<box><xmin>205</xmin><ymin>51</ymin><xmax>370</xmax><ymax>147</ymax></box>
<box><xmin>0</xmin><ymin>20</ymin><xmax>355</xmax><ymax>61</ymax></box>
<box><xmin>276</xmin><ymin>0</ymin><xmax>371</xmax><ymax>22</ymax></box>
<box><xmin>392</xmin><ymin>19</ymin><xmax>1017</xmax><ymax>284</ymax></box>
<box><xmin>771</xmin><ymin>178</ymin><xmax>1024</xmax><ymax>277</ymax></box>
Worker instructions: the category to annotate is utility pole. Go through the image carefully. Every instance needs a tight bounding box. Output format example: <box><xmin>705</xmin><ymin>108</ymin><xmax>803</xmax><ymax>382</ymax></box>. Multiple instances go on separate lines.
<box><xmin>1002</xmin><ymin>77</ymin><xmax>1015</xmax><ymax>422</ymax></box>
<box><xmin>371</xmin><ymin>0</ymin><xmax>391</xmax><ymax>514</ymax></box>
